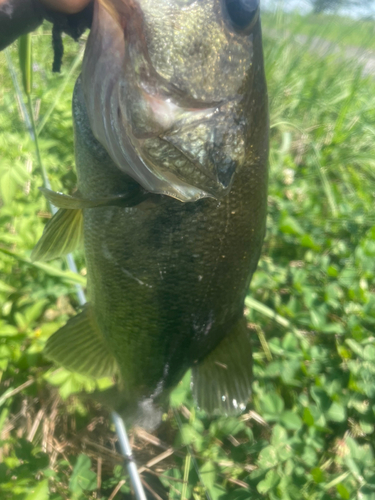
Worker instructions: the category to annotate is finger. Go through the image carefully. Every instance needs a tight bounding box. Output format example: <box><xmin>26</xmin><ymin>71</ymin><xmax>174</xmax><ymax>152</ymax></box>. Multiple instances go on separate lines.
<box><xmin>39</xmin><ymin>0</ymin><xmax>92</xmax><ymax>14</ymax></box>
<box><xmin>0</xmin><ymin>0</ymin><xmax>43</xmax><ymax>51</ymax></box>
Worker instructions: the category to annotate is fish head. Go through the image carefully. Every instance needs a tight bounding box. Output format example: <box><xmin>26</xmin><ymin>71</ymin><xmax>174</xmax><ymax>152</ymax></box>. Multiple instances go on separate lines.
<box><xmin>82</xmin><ymin>0</ymin><xmax>266</xmax><ymax>201</ymax></box>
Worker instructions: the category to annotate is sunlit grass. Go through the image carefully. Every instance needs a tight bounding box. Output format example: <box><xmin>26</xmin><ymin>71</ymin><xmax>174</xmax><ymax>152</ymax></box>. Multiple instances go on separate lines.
<box><xmin>0</xmin><ymin>13</ymin><xmax>375</xmax><ymax>500</ymax></box>
<box><xmin>262</xmin><ymin>10</ymin><xmax>375</xmax><ymax>51</ymax></box>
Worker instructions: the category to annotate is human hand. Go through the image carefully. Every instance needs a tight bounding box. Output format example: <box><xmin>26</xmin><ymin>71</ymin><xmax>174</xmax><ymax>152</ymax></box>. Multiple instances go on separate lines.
<box><xmin>38</xmin><ymin>0</ymin><xmax>92</xmax><ymax>14</ymax></box>
<box><xmin>0</xmin><ymin>0</ymin><xmax>93</xmax><ymax>51</ymax></box>
<box><xmin>0</xmin><ymin>0</ymin><xmax>92</xmax><ymax>14</ymax></box>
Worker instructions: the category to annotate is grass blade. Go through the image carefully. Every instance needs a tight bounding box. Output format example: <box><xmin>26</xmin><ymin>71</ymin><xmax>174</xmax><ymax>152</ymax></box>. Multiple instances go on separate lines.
<box><xmin>0</xmin><ymin>246</ymin><xmax>86</xmax><ymax>286</ymax></box>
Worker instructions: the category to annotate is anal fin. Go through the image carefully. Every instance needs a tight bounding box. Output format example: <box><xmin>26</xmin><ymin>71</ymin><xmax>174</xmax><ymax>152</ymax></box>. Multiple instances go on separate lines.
<box><xmin>31</xmin><ymin>207</ymin><xmax>83</xmax><ymax>262</ymax></box>
<box><xmin>44</xmin><ymin>304</ymin><xmax>118</xmax><ymax>379</ymax></box>
<box><xmin>192</xmin><ymin>317</ymin><xmax>252</xmax><ymax>416</ymax></box>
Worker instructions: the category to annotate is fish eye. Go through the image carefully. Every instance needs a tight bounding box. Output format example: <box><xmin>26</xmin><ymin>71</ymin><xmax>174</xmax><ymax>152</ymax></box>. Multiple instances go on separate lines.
<box><xmin>222</xmin><ymin>0</ymin><xmax>260</xmax><ymax>32</ymax></box>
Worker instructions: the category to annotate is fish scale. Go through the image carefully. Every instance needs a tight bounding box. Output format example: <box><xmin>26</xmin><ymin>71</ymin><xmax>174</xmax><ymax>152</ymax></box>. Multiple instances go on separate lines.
<box><xmin>32</xmin><ymin>0</ymin><xmax>269</xmax><ymax>428</ymax></box>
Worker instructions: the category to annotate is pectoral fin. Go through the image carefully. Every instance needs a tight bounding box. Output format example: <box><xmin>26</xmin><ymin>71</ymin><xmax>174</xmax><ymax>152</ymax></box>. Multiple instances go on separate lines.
<box><xmin>31</xmin><ymin>207</ymin><xmax>83</xmax><ymax>262</ymax></box>
<box><xmin>32</xmin><ymin>186</ymin><xmax>152</xmax><ymax>262</ymax></box>
<box><xmin>40</xmin><ymin>187</ymin><xmax>150</xmax><ymax>209</ymax></box>
<box><xmin>44</xmin><ymin>304</ymin><xmax>118</xmax><ymax>378</ymax></box>
<box><xmin>39</xmin><ymin>188</ymin><xmax>95</xmax><ymax>209</ymax></box>
<box><xmin>192</xmin><ymin>317</ymin><xmax>252</xmax><ymax>415</ymax></box>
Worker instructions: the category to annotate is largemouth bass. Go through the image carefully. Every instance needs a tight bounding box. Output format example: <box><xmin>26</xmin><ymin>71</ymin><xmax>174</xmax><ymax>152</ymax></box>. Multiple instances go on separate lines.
<box><xmin>33</xmin><ymin>0</ymin><xmax>269</xmax><ymax>428</ymax></box>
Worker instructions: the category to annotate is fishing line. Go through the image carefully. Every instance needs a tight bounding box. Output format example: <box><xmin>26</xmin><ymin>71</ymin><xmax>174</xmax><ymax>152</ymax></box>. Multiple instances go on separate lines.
<box><xmin>7</xmin><ymin>46</ymin><xmax>148</xmax><ymax>500</ymax></box>
<box><xmin>7</xmin><ymin>46</ymin><xmax>87</xmax><ymax>305</ymax></box>
<box><xmin>113</xmin><ymin>413</ymin><xmax>147</xmax><ymax>500</ymax></box>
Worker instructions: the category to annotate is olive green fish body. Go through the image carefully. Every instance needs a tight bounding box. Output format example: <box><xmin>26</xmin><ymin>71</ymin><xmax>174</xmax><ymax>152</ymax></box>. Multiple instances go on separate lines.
<box><xmin>76</xmin><ymin>78</ymin><xmax>267</xmax><ymax>407</ymax></box>
<box><xmin>34</xmin><ymin>0</ymin><xmax>269</xmax><ymax>426</ymax></box>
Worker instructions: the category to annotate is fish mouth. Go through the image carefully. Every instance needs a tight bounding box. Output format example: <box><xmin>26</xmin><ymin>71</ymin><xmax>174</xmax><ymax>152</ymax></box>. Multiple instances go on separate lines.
<box><xmin>128</xmin><ymin>90</ymin><xmax>244</xmax><ymax>200</ymax></box>
<box><xmin>82</xmin><ymin>0</ymin><xmax>247</xmax><ymax>202</ymax></box>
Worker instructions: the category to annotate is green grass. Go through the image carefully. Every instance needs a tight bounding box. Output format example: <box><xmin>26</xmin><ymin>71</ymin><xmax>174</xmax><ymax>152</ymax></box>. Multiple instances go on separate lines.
<box><xmin>1</xmin><ymin>13</ymin><xmax>375</xmax><ymax>500</ymax></box>
<box><xmin>262</xmin><ymin>10</ymin><xmax>375</xmax><ymax>51</ymax></box>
